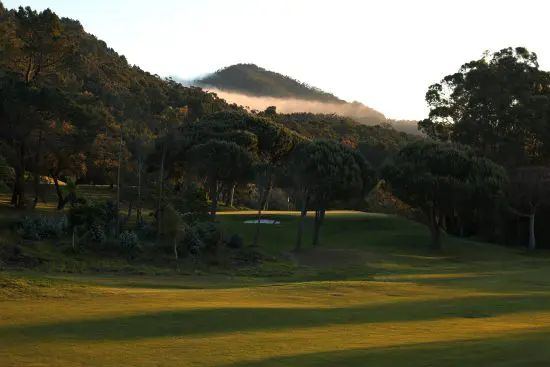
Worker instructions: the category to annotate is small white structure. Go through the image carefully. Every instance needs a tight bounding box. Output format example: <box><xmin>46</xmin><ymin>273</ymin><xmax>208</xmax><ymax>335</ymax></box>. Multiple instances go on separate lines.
<box><xmin>243</xmin><ymin>219</ymin><xmax>280</xmax><ymax>224</ymax></box>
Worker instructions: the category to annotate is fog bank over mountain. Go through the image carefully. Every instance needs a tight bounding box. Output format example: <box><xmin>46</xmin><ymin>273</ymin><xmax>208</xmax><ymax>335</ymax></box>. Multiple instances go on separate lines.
<box><xmin>173</xmin><ymin>63</ymin><xmax>420</xmax><ymax>134</ymax></box>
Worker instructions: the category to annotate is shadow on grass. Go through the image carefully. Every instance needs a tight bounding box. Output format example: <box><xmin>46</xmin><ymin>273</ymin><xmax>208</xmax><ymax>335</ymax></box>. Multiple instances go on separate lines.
<box><xmin>218</xmin><ymin>328</ymin><xmax>550</xmax><ymax>367</ymax></box>
<box><xmin>3</xmin><ymin>293</ymin><xmax>550</xmax><ymax>345</ymax></box>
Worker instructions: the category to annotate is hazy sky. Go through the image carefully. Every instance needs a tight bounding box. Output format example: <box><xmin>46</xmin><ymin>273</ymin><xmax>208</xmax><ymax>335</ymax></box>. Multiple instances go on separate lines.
<box><xmin>4</xmin><ymin>0</ymin><xmax>550</xmax><ymax>119</ymax></box>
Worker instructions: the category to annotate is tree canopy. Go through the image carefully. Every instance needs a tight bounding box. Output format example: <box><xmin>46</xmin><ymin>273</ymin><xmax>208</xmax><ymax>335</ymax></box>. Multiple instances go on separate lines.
<box><xmin>381</xmin><ymin>140</ymin><xmax>508</xmax><ymax>249</ymax></box>
<box><xmin>187</xmin><ymin>140</ymin><xmax>256</xmax><ymax>218</ymax></box>
<box><xmin>289</xmin><ymin>140</ymin><xmax>375</xmax><ymax>249</ymax></box>
<box><xmin>419</xmin><ymin>47</ymin><xmax>550</xmax><ymax>168</ymax></box>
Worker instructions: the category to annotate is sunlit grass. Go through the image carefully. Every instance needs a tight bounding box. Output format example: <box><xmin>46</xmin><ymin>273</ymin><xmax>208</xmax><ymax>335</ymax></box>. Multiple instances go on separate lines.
<box><xmin>3</xmin><ymin>208</ymin><xmax>550</xmax><ymax>365</ymax></box>
<box><xmin>3</xmin><ymin>265</ymin><xmax>550</xmax><ymax>366</ymax></box>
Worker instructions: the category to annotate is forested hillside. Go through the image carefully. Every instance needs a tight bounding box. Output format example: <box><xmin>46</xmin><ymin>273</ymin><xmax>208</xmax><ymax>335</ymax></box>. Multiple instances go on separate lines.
<box><xmin>267</xmin><ymin>111</ymin><xmax>417</xmax><ymax>168</ymax></box>
<box><xmin>0</xmin><ymin>4</ymin><xmax>244</xmax><ymax>203</ymax></box>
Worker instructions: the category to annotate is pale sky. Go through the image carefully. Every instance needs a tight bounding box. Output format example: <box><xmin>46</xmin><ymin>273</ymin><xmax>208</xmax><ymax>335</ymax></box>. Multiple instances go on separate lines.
<box><xmin>4</xmin><ymin>0</ymin><xmax>550</xmax><ymax>120</ymax></box>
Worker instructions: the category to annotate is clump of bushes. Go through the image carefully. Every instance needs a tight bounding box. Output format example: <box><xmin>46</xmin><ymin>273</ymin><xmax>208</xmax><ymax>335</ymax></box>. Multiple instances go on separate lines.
<box><xmin>68</xmin><ymin>199</ymin><xmax>122</xmax><ymax>246</ymax></box>
<box><xmin>65</xmin><ymin>199</ymin><xmax>143</xmax><ymax>256</ymax></box>
<box><xmin>119</xmin><ymin>230</ymin><xmax>139</xmax><ymax>249</ymax></box>
<box><xmin>89</xmin><ymin>223</ymin><xmax>107</xmax><ymax>244</ymax></box>
<box><xmin>20</xmin><ymin>215</ymin><xmax>69</xmax><ymax>240</ymax></box>
<box><xmin>182</xmin><ymin>221</ymin><xmax>225</xmax><ymax>258</ymax></box>
<box><xmin>69</xmin><ymin>199</ymin><xmax>117</xmax><ymax>234</ymax></box>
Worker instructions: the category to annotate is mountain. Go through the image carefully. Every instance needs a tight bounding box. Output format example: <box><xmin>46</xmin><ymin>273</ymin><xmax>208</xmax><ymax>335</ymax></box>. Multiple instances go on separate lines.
<box><xmin>193</xmin><ymin>63</ymin><xmax>344</xmax><ymax>103</ymax></box>
<box><xmin>185</xmin><ymin>64</ymin><xmax>420</xmax><ymax>135</ymax></box>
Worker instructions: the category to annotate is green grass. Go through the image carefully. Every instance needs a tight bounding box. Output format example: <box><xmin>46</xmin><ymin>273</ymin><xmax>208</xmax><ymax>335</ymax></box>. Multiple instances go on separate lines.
<box><xmin>3</xmin><ymin>211</ymin><xmax>550</xmax><ymax>366</ymax></box>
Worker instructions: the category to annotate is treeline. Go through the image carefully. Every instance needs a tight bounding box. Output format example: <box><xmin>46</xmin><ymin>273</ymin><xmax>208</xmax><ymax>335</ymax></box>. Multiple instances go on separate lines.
<box><xmin>268</xmin><ymin>111</ymin><xmax>417</xmax><ymax>168</ymax></box>
<box><xmin>415</xmin><ymin>47</ymin><xmax>550</xmax><ymax>250</ymax></box>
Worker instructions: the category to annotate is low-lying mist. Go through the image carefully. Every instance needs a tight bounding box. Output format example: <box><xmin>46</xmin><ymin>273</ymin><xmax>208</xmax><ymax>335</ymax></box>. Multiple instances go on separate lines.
<box><xmin>204</xmin><ymin>87</ymin><xmax>420</xmax><ymax>135</ymax></box>
<box><xmin>206</xmin><ymin>87</ymin><xmax>384</xmax><ymax>120</ymax></box>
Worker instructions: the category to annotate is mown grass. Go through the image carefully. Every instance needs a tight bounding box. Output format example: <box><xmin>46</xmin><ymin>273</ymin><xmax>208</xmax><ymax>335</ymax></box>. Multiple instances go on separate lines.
<box><xmin>2</xmin><ymin>210</ymin><xmax>550</xmax><ymax>366</ymax></box>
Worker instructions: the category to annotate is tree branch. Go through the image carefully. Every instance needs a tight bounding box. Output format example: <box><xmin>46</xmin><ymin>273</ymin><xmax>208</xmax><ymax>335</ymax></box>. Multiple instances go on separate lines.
<box><xmin>508</xmin><ymin>205</ymin><xmax>532</xmax><ymax>218</ymax></box>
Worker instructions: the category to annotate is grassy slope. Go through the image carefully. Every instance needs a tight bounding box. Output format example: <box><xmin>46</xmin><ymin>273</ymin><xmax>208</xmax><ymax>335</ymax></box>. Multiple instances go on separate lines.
<box><xmin>3</xmin><ymin>211</ymin><xmax>550</xmax><ymax>366</ymax></box>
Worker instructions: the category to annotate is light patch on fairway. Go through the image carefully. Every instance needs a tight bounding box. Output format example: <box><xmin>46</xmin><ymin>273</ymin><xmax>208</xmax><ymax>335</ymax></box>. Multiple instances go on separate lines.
<box><xmin>376</xmin><ymin>272</ymin><xmax>495</xmax><ymax>281</ymax></box>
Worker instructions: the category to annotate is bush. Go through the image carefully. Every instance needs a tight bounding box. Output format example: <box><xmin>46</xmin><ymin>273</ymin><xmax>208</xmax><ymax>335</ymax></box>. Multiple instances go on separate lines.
<box><xmin>227</xmin><ymin>234</ymin><xmax>244</xmax><ymax>249</ymax></box>
<box><xmin>198</xmin><ymin>221</ymin><xmax>225</xmax><ymax>254</ymax></box>
<box><xmin>182</xmin><ymin>225</ymin><xmax>203</xmax><ymax>257</ymax></box>
<box><xmin>90</xmin><ymin>223</ymin><xmax>107</xmax><ymax>244</ymax></box>
<box><xmin>182</xmin><ymin>221</ymin><xmax>225</xmax><ymax>258</ymax></box>
<box><xmin>69</xmin><ymin>199</ymin><xmax>118</xmax><ymax>231</ymax></box>
<box><xmin>135</xmin><ymin>223</ymin><xmax>156</xmax><ymax>242</ymax></box>
<box><xmin>119</xmin><ymin>230</ymin><xmax>139</xmax><ymax>249</ymax></box>
<box><xmin>231</xmin><ymin>247</ymin><xmax>268</xmax><ymax>266</ymax></box>
<box><xmin>20</xmin><ymin>215</ymin><xmax>69</xmax><ymax>241</ymax></box>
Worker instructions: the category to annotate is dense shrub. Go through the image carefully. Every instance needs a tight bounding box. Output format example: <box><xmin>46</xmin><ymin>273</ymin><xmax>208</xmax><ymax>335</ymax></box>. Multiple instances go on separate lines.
<box><xmin>119</xmin><ymin>230</ymin><xmax>139</xmax><ymax>249</ymax></box>
<box><xmin>89</xmin><ymin>223</ymin><xmax>107</xmax><ymax>244</ymax></box>
<box><xmin>20</xmin><ymin>215</ymin><xmax>69</xmax><ymax>241</ymax></box>
<box><xmin>199</xmin><ymin>221</ymin><xmax>225</xmax><ymax>254</ymax></box>
<box><xmin>182</xmin><ymin>225</ymin><xmax>203</xmax><ymax>257</ymax></box>
<box><xmin>69</xmin><ymin>199</ymin><xmax>118</xmax><ymax>230</ymax></box>
<box><xmin>231</xmin><ymin>247</ymin><xmax>268</xmax><ymax>266</ymax></box>
<box><xmin>135</xmin><ymin>223</ymin><xmax>156</xmax><ymax>241</ymax></box>
<box><xmin>227</xmin><ymin>234</ymin><xmax>244</xmax><ymax>249</ymax></box>
<box><xmin>182</xmin><ymin>221</ymin><xmax>225</xmax><ymax>257</ymax></box>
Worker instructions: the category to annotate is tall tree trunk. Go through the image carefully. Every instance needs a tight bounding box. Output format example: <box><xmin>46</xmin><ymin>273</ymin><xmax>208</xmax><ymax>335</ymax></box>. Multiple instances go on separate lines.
<box><xmin>127</xmin><ymin>201</ymin><xmax>133</xmax><ymax>224</ymax></box>
<box><xmin>25</xmin><ymin>56</ymin><xmax>33</xmax><ymax>83</ymax></box>
<box><xmin>52</xmin><ymin>174</ymin><xmax>69</xmax><ymax>210</ymax></box>
<box><xmin>115</xmin><ymin>127</ymin><xmax>123</xmax><ymax>237</ymax></box>
<box><xmin>294</xmin><ymin>191</ymin><xmax>308</xmax><ymax>252</ymax></box>
<box><xmin>220</xmin><ymin>185</ymin><xmax>227</xmax><ymax>205</ymax></box>
<box><xmin>229</xmin><ymin>184</ymin><xmax>236</xmax><ymax>207</ymax></box>
<box><xmin>528</xmin><ymin>213</ymin><xmax>536</xmax><ymax>252</ymax></box>
<box><xmin>11</xmin><ymin>166</ymin><xmax>25</xmax><ymax>209</ymax></box>
<box><xmin>252</xmin><ymin>206</ymin><xmax>262</xmax><ymax>247</ymax></box>
<box><xmin>263</xmin><ymin>184</ymin><xmax>272</xmax><ymax>211</ymax></box>
<box><xmin>428</xmin><ymin>208</ymin><xmax>442</xmax><ymax>250</ymax></box>
<box><xmin>11</xmin><ymin>142</ymin><xmax>26</xmax><ymax>209</ymax></box>
<box><xmin>72</xmin><ymin>227</ymin><xmax>77</xmax><ymax>250</ymax></box>
<box><xmin>136</xmin><ymin>158</ymin><xmax>143</xmax><ymax>225</ymax></box>
<box><xmin>430</xmin><ymin>224</ymin><xmax>441</xmax><ymax>250</ymax></box>
<box><xmin>209</xmin><ymin>178</ymin><xmax>218</xmax><ymax>219</ymax></box>
<box><xmin>252</xmin><ymin>188</ymin><xmax>268</xmax><ymax>247</ymax></box>
<box><xmin>32</xmin><ymin>129</ymin><xmax>43</xmax><ymax>209</ymax></box>
<box><xmin>457</xmin><ymin>214</ymin><xmax>464</xmax><ymax>237</ymax></box>
<box><xmin>156</xmin><ymin>144</ymin><xmax>167</xmax><ymax>243</ymax></box>
<box><xmin>312</xmin><ymin>209</ymin><xmax>325</xmax><ymax>247</ymax></box>
<box><xmin>174</xmin><ymin>234</ymin><xmax>179</xmax><ymax>261</ymax></box>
